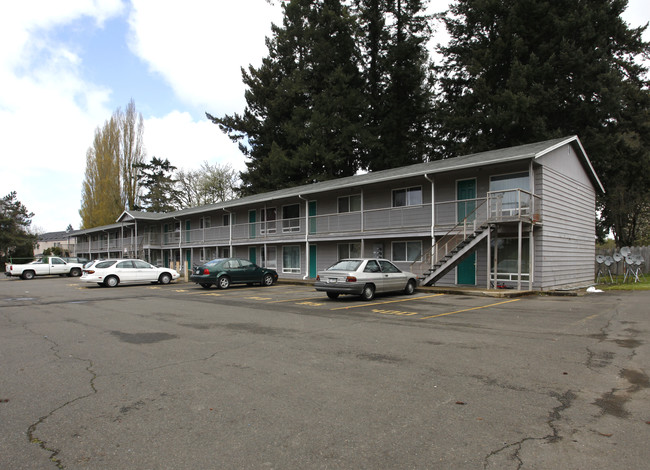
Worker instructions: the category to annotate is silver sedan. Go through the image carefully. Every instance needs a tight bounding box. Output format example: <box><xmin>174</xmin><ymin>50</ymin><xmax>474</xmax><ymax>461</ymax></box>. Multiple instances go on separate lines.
<box><xmin>315</xmin><ymin>259</ymin><xmax>418</xmax><ymax>301</ymax></box>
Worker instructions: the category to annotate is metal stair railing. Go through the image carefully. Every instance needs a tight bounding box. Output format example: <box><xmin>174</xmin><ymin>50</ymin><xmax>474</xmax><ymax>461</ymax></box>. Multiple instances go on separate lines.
<box><xmin>410</xmin><ymin>198</ymin><xmax>489</xmax><ymax>281</ymax></box>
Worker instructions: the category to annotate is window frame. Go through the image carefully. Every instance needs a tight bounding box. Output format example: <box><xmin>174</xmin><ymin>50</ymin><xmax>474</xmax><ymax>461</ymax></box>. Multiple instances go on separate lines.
<box><xmin>392</xmin><ymin>186</ymin><xmax>423</xmax><ymax>208</ymax></box>
<box><xmin>391</xmin><ymin>240</ymin><xmax>422</xmax><ymax>262</ymax></box>
<box><xmin>282</xmin><ymin>245</ymin><xmax>301</xmax><ymax>273</ymax></box>
<box><xmin>337</xmin><ymin>194</ymin><xmax>362</xmax><ymax>213</ymax></box>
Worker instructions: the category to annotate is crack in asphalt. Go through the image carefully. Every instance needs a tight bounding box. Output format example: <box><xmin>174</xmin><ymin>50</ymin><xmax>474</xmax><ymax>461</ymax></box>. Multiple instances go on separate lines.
<box><xmin>483</xmin><ymin>390</ymin><xmax>576</xmax><ymax>469</ymax></box>
<box><xmin>21</xmin><ymin>331</ymin><xmax>98</xmax><ymax>469</ymax></box>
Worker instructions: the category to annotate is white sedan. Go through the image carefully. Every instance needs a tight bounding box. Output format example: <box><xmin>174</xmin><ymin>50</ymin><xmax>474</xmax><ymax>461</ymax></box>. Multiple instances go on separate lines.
<box><xmin>80</xmin><ymin>259</ymin><xmax>180</xmax><ymax>287</ymax></box>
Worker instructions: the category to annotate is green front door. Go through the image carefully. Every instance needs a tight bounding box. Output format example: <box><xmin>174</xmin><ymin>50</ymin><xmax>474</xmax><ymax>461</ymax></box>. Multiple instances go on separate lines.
<box><xmin>457</xmin><ymin>179</ymin><xmax>476</xmax><ymax>285</ymax></box>
<box><xmin>249</xmin><ymin>247</ymin><xmax>256</xmax><ymax>265</ymax></box>
<box><xmin>249</xmin><ymin>210</ymin><xmax>256</xmax><ymax>238</ymax></box>
<box><xmin>309</xmin><ymin>245</ymin><xmax>317</xmax><ymax>278</ymax></box>
<box><xmin>308</xmin><ymin>201</ymin><xmax>317</xmax><ymax>234</ymax></box>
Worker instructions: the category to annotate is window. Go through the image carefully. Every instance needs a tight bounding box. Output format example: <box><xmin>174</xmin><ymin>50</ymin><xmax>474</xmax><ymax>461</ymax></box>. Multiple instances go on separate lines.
<box><xmin>379</xmin><ymin>260</ymin><xmax>401</xmax><ymax>273</ymax></box>
<box><xmin>223</xmin><ymin>214</ymin><xmax>230</xmax><ymax>226</ymax></box>
<box><xmin>262</xmin><ymin>246</ymin><xmax>277</xmax><ymax>269</ymax></box>
<box><xmin>338</xmin><ymin>242</ymin><xmax>361</xmax><ymax>260</ymax></box>
<box><xmin>261</xmin><ymin>208</ymin><xmax>277</xmax><ymax>233</ymax></box>
<box><xmin>282</xmin><ymin>204</ymin><xmax>300</xmax><ymax>232</ymax></box>
<box><xmin>490</xmin><ymin>172</ymin><xmax>531</xmax><ymax>214</ymax></box>
<box><xmin>282</xmin><ymin>246</ymin><xmax>301</xmax><ymax>273</ymax></box>
<box><xmin>200</xmin><ymin>217</ymin><xmax>211</xmax><ymax>229</ymax></box>
<box><xmin>392</xmin><ymin>241</ymin><xmax>422</xmax><ymax>262</ymax></box>
<box><xmin>338</xmin><ymin>194</ymin><xmax>361</xmax><ymax>213</ymax></box>
<box><xmin>492</xmin><ymin>238</ymin><xmax>530</xmax><ymax>278</ymax></box>
<box><xmin>364</xmin><ymin>260</ymin><xmax>380</xmax><ymax>273</ymax></box>
<box><xmin>393</xmin><ymin>187</ymin><xmax>422</xmax><ymax>207</ymax></box>
<box><xmin>116</xmin><ymin>261</ymin><xmax>135</xmax><ymax>269</ymax></box>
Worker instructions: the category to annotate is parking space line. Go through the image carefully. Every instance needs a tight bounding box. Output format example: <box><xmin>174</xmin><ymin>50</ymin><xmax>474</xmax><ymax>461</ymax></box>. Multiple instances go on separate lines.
<box><xmin>269</xmin><ymin>296</ymin><xmax>327</xmax><ymax>303</ymax></box>
<box><xmin>419</xmin><ymin>299</ymin><xmax>521</xmax><ymax>319</ymax></box>
<box><xmin>330</xmin><ymin>293</ymin><xmax>445</xmax><ymax>310</ymax></box>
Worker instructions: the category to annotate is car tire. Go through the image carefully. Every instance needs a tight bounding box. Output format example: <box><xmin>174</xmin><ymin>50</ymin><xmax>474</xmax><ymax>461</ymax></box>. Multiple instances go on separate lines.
<box><xmin>217</xmin><ymin>276</ymin><xmax>230</xmax><ymax>289</ymax></box>
<box><xmin>404</xmin><ymin>279</ymin><xmax>416</xmax><ymax>295</ymax></box>
<box><xmin>199</xmin><ymin>283</ymin><xmax>212</xmax><ymax>289</ymax></box>
<box><xmin>159</xmin><ymin>273</ymin><xmax>172</xmax><ymax>285</ymax></box>
<box><xmin>262</xmin><ymin>273</ymin><xmax>274</xmax><ymax>286</ymax></box>
<box><xmin>104</xmin><ymin>275</ymin><xmax>119</xmax><ymax>287</ymax></box>
<box><xmin>327</xmin><ymin>292</ymin><xmax>339</xmax><ymax>300</ymax></box>
<box><xmin>22</xmin><ymin>270</ymin><xmax>35</xmax><ymax>280</ymax></box>
<box><xmin>360</xmin><ymin>284</ymin><xmax>375</xmax><ymax>301</ymax></box>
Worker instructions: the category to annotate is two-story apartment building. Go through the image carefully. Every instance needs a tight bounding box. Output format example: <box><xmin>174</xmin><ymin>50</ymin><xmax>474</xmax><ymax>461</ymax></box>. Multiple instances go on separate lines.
<box><xmin>73</xmin><ymin>136</ymin><xmax>604</xmax><ymax>291</ymax></box>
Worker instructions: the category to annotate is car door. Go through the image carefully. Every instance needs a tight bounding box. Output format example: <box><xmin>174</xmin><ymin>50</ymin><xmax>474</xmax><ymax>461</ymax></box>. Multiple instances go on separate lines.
<box><xmin>225</xmin><ymin>259</ymin><xmax>245</xmax><ymax>283</ymax></box>
<box><xmin>362</xmin><ymin>260</ymin><xmax>384</xmax><ymax>291</ymax></box>
<box><xmin>238</xmin><ymin>259</ymin><xmax>261</xmax><ymax>283</ymax></box>
<box><xmin>115</xmin><ymin>260</ymin><xmax>137</xmax><ymax>282</ymax></box>
<box><xmin>50</xmin><ymin>258</ymin><xmax>68</xmax><ymax>275</ymax></box>
<box><xmin>378</xmin><ymin>260</ymin><xmax>406</xmax><ymax>292</ymax></box>
<box><xmin>133</xmin><ymin>260</ymin><xmax>158</xmax><ymax>282</ymax></box>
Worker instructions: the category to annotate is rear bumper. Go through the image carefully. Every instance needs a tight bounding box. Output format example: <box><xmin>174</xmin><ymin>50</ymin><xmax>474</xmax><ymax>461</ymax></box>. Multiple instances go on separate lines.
<box><xmin>314</xmin><ymin>281</ymin><xmax>364</xmax><ymax>295</ymax></box>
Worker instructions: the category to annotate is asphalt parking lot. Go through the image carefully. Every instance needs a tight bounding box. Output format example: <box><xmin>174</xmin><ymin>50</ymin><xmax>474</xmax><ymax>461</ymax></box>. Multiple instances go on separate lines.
<box><xmin>1</xmin><ymin>276</ymin><xmax>648</xmax><ymax>469</ymax></box>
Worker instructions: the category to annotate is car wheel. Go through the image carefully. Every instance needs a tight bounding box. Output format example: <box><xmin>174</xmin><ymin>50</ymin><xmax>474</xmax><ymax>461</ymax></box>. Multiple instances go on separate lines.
<box><xmin>22</xmin><ymin>270</ymin><xmax>35</xmax><ymax>280</ymax></box>
<box><xmin>404</xmin><ymin>279</ymin><xmax>416</xmax><ymax>295</ymax></box>
<box><xmin>360</xmin><ymin>284</ymin><xmax>375</xmax><ymax>301</ymax></box>
<box><xmin>327</xmin><ymin>292</ymin><xmax>339</xmax><ymax>300</ymax></box>
<box><xmin>217</xmin><ymin>276</ymin><xmax>230</xmax><ymax>289</ymax></box>
<box><xmin>104</xmin><ymin>275</ymin><xmax>119</xmax><ymax>287</ymax></box>
<box><xmin>159</xmin><ymin>273</ymin><xmax>172</xmax><ymax>285</ymax></box>
<box><xmin>199</xmin><ymin>283</ymin><xmax>212</xmax><ymax>289</ymax></box>
<box><xmin>262</xmin><ymin>273</ymin><xmax>274</xmax><ymax>286</ymax></box>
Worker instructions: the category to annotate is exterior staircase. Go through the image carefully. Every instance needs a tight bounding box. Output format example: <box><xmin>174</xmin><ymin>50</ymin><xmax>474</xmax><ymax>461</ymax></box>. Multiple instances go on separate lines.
<box><xmin>418</xmin><ymin>223</ymin><xmax>493</xmax><ymax>286</ymax></box>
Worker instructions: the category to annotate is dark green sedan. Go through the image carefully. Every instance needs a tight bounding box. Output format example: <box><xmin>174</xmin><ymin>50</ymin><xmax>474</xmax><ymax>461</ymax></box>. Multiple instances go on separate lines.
<box><xmin>190</xmin><ymin>258</ymin><xmax>278</xmax><ymax>289</ymax></box>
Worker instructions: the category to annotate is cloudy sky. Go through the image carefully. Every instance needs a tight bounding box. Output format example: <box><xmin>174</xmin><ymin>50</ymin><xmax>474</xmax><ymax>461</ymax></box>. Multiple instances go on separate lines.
<box><xmin>2</xmin><ymin>0</ymin><xmax>648</xmax><ymax>233</ymax></box>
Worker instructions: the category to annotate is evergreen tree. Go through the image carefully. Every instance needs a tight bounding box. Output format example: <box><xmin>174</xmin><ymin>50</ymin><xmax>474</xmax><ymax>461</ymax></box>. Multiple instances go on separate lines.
<box><xmin>134</xmin><ymin>157</ymin><xmax>181</xmax><ymax>213</ymax></box>
<box><xmin>433</xmin><ymin>0</ymin><xmax>650</xmax><ymax>246</ymax></box>
<box><xmin>119</xmin><ymin>99</ymin><xmax>146</xmax><ymax>210</ymax></box>
<box><xmin>354</xmin><ymin>0</ymin><xmax>433</xmax><ymax>170</ymax></box>
<box><xmin>208</xmin><ymin>0</ymin><xmax>367</xmax><ymax>195</ymax></box>
<box><xmin>0</xmin><ymin>192</ymin><xmax>38</xmax><ymax>265</ymax></box>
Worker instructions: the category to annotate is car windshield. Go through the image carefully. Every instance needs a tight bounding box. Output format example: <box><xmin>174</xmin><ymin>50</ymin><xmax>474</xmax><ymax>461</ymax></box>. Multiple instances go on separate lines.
<box><xmin>327</xmin><ymin>260</ymin><xmax>362</xmax><ymax>271</ymax></box>
<box><xmin>205</xmin><ymin>258</ymin><xmax>226</xmax><ymax>267</ymax></box>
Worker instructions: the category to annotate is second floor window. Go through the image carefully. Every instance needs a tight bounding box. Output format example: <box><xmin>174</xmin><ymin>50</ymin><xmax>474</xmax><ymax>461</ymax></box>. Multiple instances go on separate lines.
<box><xmin>338</xmin><ymin>194</ymin><xmax>361</xmax><ymax>213</ymax></box>
<box><xmin>282</xmin><ymin>204</ymin><xmax>300</xmax><ymax>232</ymax></box>
<box><xmin>393</xmin><ymin>187</ymin><xmax>422</xmax><ymax>207</ymax></box>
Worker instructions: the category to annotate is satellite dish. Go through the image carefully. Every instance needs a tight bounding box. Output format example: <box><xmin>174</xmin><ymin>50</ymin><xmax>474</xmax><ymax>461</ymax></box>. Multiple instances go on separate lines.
<box><xmin>625</xmin><ymin>256</ymin><xmax>635</xmax><ymax>265</ymax></box>
<box><xmin>621</xmin><ymin>246</ymin><xmax>631</xmax><ymax>257</ymax></box>
<box><xmin>605</xmin><ymin>258</ymin><xmax>613</xmax><ymax>267</ymax></box>
<box><xmin>613</xmin><ymin>253</ymin><xmax>623</xmax><ymax>262</ymax></box>
<box><xmin>596</xmin><ymin>255</ymin><xmax>605</xmax><ymax>264</ymax></box>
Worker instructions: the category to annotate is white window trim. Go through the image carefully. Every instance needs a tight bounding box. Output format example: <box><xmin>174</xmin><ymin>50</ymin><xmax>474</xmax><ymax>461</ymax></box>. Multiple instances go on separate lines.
<box><xmin>392</xmin><ymin>186</ymin><xmax>423</xmax><ymax>208</ymax></box>
<box><xmin>391</xmin><ymin>240</ymin><xmax>422</xmax><ymax>262</ymax></box>
<box><xmin>282</xmin><ymin>245</ymin><xmax>301</xmax><ymax>274</ymax></box>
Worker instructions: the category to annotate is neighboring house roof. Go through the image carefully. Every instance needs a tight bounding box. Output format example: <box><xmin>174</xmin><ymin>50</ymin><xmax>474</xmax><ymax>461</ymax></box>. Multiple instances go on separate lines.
<box><xmin>38</xmin><ymin>231</ymin><xmax>74</xmax><ymax>242</ymax></box>
<box><xmin>95</xmin><ymin>136</ymin><xmax>601</xmax><ymax>227</ymax></box>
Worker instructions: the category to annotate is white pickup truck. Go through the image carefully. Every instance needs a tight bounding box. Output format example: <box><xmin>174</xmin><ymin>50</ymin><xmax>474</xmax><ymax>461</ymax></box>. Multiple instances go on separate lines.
<box><xmin>5</xmin><ymin>256</ymin><xmax>84</xmax><ymax>280</ymax></box>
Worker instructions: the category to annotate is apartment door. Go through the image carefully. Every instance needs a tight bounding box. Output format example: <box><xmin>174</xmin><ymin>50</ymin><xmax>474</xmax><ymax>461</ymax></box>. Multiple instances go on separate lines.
<box><xmin>309</xmin><ymin>245</ymin><xmax>317</xmax><ymax>278</ymax></box>
<box><xmin>457</xmin><ymin>179</ymin><xmax>476</xmax><ymax>285</ymax></box>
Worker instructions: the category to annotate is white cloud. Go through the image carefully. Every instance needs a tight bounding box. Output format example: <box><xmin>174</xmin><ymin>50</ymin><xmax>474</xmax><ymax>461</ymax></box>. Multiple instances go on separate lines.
<box><xmin>144</xmin><ymin>111</ymin><xmax>248</xmax><ymax>174</ymax></box>
<box><xmin>127</xmin><ymin>0</ymin><xmax>284</xmax><ymax>115</ymax></box>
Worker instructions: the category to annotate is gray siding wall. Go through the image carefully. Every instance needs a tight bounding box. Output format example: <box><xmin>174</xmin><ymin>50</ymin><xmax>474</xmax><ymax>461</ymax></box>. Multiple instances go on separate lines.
<box><xmin>536</xmin><ymin>151</ymin><xmax>596</xmax><ymax>289</ymax></box>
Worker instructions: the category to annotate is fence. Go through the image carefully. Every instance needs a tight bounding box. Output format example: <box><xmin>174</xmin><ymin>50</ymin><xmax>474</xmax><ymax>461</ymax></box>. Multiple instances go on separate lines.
<box><xmin>595</xmin><ymin>245</ymin><xmax>649</xmax><ymax>277</ymax></box>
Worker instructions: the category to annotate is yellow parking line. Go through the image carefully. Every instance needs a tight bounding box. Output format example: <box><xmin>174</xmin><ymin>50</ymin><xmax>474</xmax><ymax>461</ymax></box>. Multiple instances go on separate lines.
<box><xmin>269</xmin><ymin>296</ymin><xmax>326</xmax><ymax>303</ymax></box>
<box><xmin>330</xmin><ymin>293</ymin><xmax>444</xmax><ymax>310</ymax></box>
<box><xmin>419</xmin><ymin>299</ymin><xmax>520</xmax><ymax>319</ymax></box>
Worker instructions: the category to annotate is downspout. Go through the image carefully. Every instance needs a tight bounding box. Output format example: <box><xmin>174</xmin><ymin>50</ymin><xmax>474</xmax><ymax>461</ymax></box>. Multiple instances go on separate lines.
<box><xmin>298</xmin><ymin>195</ymin><xmax>309</xmax><ymax>280</ymax></box>
<box><xmin>424</xmin><ymin>174</ymin><xmax>435</xmax><ymax>267</ymax></box>
<box><xmin>224</xmin><ymin>208</ymin><xmax>233</xmax><ymax>256</ymax></box>
<box><xmin>529</xmin><ymin>159</ymin><xmax>534</xmax><ymax>290</ymax></box>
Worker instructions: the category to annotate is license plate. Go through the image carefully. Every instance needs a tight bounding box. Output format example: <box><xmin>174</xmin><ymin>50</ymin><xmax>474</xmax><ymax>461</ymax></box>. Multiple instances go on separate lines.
<box><xmin>327</xmin><ymin>278</ymin><xmax>337</xmax><ymax>284</ymax></box>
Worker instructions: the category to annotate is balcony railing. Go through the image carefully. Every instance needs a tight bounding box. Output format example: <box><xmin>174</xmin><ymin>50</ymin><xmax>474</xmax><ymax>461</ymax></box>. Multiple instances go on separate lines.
<box><xmin>76</xmin><ymin>190</ymin><xmax>542</xmax><ymax>254</ymax></box>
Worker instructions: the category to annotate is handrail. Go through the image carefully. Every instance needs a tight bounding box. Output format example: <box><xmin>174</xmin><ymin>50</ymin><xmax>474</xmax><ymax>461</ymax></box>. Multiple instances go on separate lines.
<box><xmin>410</xmin><ymin>198</ymin><xmax>489</xmax><ymax>276</ymax></box>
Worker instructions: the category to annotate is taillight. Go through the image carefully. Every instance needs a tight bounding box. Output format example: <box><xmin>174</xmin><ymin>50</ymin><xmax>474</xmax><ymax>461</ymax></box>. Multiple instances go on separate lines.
<box><xmin>316</xmin><ymin>275</ymin><xmax>320</xmax><ymax>281</ymax></box>
<box><xmin>84</xmin><ymin>270</ymin><xmax>95</xmax><ymax>274</ymax></box>
<box><xmin>346</xmin><ymin>276</ymin><xmax>357</xmax><ymax>282</ymax></box>
<box><xmin>203</xmin><ymin>268</ymin><xmax>210</xmax><ymax>275</ymax></box>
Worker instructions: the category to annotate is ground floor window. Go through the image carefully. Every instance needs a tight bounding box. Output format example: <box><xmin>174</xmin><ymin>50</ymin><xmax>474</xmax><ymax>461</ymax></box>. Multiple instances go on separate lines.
<box><xmin>492</xmin><ymin>237</ymin><xmax>530</xmax><ymax>280</ymax></box>
<box><xmin>262</xmin><ymin>246</ymin><xmax>277</xmax><ymax>269</ymax></box>
<box><xmin>338</xmin><ymin>242</ymin><xmax>361</xmax><ymax>260</ymax></box>
<box><xmin>392</xmin><ymin>241</ymin><xmax>422</xmax><ymax>262</ymax></box>
<box><xmin>282</xmin><ymin>245</ymin><xmax>300</xmax><ymax>273</ymax></box>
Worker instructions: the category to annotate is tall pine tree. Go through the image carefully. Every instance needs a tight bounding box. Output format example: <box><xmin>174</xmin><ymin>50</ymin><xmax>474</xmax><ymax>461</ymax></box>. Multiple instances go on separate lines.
<box><xmin>209</xmin><ymin>0</ymin><xmax>366</xmax><ymax>195</ymax></box>
<box><xmin>433</xmin><ymin>0</ymin><xmax>650</xmax><ymax>246</ymax></box>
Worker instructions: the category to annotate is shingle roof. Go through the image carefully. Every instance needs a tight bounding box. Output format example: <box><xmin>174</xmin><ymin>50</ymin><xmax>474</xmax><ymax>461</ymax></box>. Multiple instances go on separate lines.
<box><xmin>96</xmin><ymin>135</ymin><xmax>600</xmax><ymax>227</ymax></box>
